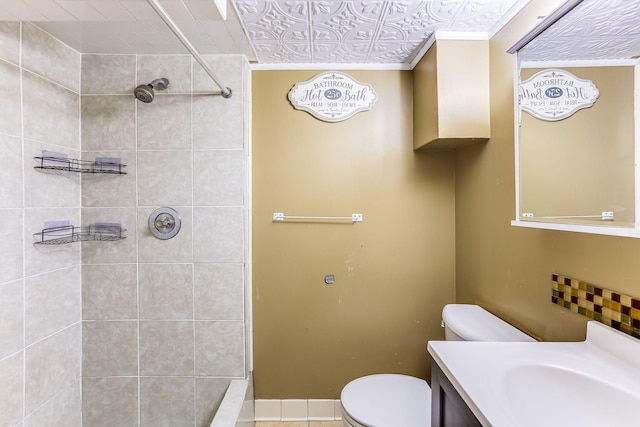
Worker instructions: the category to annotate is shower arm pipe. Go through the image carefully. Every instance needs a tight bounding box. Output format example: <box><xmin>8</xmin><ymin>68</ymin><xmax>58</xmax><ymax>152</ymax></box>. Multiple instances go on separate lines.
<box><xmin>145</xmin><ymin>0</ymin><xmax>232</xmax><ymax>98</ymax></box>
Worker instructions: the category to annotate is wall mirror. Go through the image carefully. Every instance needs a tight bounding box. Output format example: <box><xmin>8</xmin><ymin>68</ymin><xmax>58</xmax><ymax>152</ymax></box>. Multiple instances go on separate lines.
<box><xmin>508</xmin><ymin>0</ymin><xmax>640</xmax><ymax>238</ymax></box>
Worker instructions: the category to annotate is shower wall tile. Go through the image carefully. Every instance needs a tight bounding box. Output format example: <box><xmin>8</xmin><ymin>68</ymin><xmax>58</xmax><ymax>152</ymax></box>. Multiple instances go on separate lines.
<box><xmin>25</xmin><ymin>266</ymin><xmax>81</xmax><ymax>345</ymax></box>
<box><xmin>23</xmin><ymin>72</ymin><xmax>80</xmax><ymax>149</ymax></box>
<box><xmin>82</xmin><ymin>320</ymin><xmax>138</xmax><ymax>377</ymax></box>
<box><xmin>0</xmin><ymin>209</ymin><xmax>24</xmax><ymax>284</ymax></box>
<box><xmin>0</xmin><ymin>135</ymin><xmax>23</xmax><ymax>207</ymax></box>
<box><xmin>21</xmin><ymin>23</ymin><xmax>80</xmax><ymax>92</ymax></box>
<box><xmin>195</xmin><ymin>321</ymin><xmax>244</xmax><ymax>376</ymax></box>
<box><xmin>25</xmin><ymin>381</ymin><xmax>82</xmax><ymax>427</ymax></box>
<box><xmin>82</xmin><ymin>150</ymin><xmax>136</xmax><ymax>207</ymax></box>
<box><xmin>193</xmin><ymin>94</ymin><xmax>244</xmax><ymax>149</ymax></box>
<box><xmin>137</xmin><ymin>206</ymin><xmax>193</xmax><ymax>263</ymax></box>
<box><xmin>0</xmin><ymin>61</ymin><xmax>21</xmax><ymax>137</ymax></box>
<box><xmin>139</xmin><ymin>263</ymin><xmax>194</xmax><ymax>320</ymax></box>
<box><xmin>193</xmin><ymin>149</ymin><xmax>244</xmax><ymax>206</ymax></box>
<box><xmin>140</xmin><ymin>377</ymin><xmax>195</xmax><ymax>427</ymax></box>
<box><xmin>194</xmin><ymin>55</ymin><xmax>244</xmax><ymax>94</ymax></box>
<box><xmin>139</xmin><ymin>321</ymin><xmax>194</xmax><ymax>376</ymax></box>
<box><xmin>194</xmin><ymin>263</ymin><xmax>244</xmax><ymax>320</ymax></box>
<box><xmin>195</xmin><ymin>378</ymin><xmax>232</xmax><ymax>427</ymax></box>
<box><xmin>81</xmin><ymin>95</ymin><xmax>136</xmax><ymax>151</ymax></box>
<box><xmin>193</xmin><ymin>207</ymin><xmax>244</xmax><ymax>262</ymax></box>
<box><xmin>137</xmin><ymin>55</ymin><xmax>192</xmax><ymax>93</ymax></box>
<box><xmin>24</xmin><ymin>140</ymin><xmax>81</xmax><ymax>208</ymax></box>
<box><xmin>0</xmin><ymin>22</ymin><xmax>21</xmax><ymax>65</ymax></box>
<box><xmin>82</xmin><ymin>377</ymin><xmax>138</xmax><ymax>427</ymax></box>
<box><xmin>81</xmin><ymin>207</ymin><xmax>137</xmax><ymax>264</ymax></box>
<box><xmin>137</xmin><ymin>150</ymin><xmax>193</xmax><ymax>206</ymax></box>
<box><xmin>137</xmin><ymin>94</ymin><xmax>191</xmax><ymax>150</ymax></box>
<box><xmin>25</xmin><ymin>324</ymin><xmax>81</xmax><ymax>414</ymax></box>
<box><xmin>82</xmin><ymin>54</ymin><xmax>136</xmax><ymax>95</ymax></box>
<box><xmin>0</xmin><ymin>352</ymin><xmax>24</xmax><ymax>426</ymax></box>
<box><xmin>24</xmin><ymin>207</ymin><xmax>81</xmax><ymax>277</ymax></box>
<box><xmin>82</xmin><ymin>264</ymin><xmax>138</xmax><ymax>320</ymax></box>
<box><xmin>0</xmin><ymin>280</ymin><xmax>24</xmax><ymax>359</ymax></box>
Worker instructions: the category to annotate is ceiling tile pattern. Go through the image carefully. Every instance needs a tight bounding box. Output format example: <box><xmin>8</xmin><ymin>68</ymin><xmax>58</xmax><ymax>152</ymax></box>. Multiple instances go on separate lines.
<box><xmin>520</xmin><ymin>0</ymin><xmax>640</xmax><ymax>61</ymax></box>
<box><xmin>232</xmin><ymin>0</ymin><xmax>522</xmax><ymax>64</ymax></box>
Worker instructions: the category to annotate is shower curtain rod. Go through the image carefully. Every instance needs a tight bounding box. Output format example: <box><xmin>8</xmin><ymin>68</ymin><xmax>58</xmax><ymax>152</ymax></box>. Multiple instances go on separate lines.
<box><xmin>146</xmin><ymin>0</ymin><xmax>233</xmax><ymax>98</ymax></box>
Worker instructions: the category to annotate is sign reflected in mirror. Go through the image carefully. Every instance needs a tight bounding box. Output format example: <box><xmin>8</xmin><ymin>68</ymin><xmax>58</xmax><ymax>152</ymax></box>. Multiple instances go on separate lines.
<box><xmin>520</xmin><ymin>69</ymin><xmax>599</xmax><ymax>121</ymax></box>
<box><xmin>508</xmin><ymin>0</ymin><xmax>640</xmax><ymax>237</ymax></box>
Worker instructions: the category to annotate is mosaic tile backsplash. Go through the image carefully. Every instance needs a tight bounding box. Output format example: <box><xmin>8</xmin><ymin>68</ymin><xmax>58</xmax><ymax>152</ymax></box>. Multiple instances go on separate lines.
<box><xmin>552</xmin><ymin>273</ymin><xmax>640</xmax><ymax>338</ymax></box>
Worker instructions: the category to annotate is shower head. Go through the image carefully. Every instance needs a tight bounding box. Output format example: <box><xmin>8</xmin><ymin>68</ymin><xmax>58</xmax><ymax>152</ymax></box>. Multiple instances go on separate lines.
<box><xmin>134</xmin><ymin>78</ymin><xmax>170</xmax><ymax>103</ymax></box>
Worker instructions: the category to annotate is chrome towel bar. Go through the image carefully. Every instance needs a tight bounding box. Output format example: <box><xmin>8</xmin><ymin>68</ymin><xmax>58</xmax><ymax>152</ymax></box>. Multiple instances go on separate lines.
<box><xmin>273</xmin><ymin>213</ymin><xmax>363</xmax><ymax>222</ymax></box>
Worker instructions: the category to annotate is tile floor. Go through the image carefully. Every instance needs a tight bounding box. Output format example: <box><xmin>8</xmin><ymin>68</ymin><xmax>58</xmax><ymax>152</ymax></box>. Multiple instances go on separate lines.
<box><xmin>255</xmin><ymin>422</ymin><xmax>343</xmax><ymax>427</ymax></box>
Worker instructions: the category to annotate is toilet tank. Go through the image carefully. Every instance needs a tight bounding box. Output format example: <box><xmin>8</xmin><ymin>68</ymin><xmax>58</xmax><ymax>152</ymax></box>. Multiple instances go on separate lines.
<box><xmin>441</xmin><ymin>304</ymin><xmax>535</xmax><ymax>342</ymax></box>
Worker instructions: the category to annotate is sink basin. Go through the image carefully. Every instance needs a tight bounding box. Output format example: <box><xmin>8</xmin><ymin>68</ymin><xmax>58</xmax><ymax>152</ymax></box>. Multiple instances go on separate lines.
<box><xmin>428</xmin><ymin>321</ymin><xmax>640</xmax><ymax>426</ymax></box>
<box><xmin>505</xmin><ymin>365</ymin><xmax>640</xmax><ymax>427</ymax></box>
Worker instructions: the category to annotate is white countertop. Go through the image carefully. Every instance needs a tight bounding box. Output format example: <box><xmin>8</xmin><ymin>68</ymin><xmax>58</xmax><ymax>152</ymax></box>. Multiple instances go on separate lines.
<box><xmin>427</xmin><ymin>321</ymin><xmax>640</xmax><ymax>427</ymax></box>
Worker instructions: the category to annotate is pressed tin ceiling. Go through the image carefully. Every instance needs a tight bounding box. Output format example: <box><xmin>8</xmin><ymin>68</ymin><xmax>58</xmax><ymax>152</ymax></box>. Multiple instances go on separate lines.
<box><xmin>519</xmin><ymin>0</ymin><xmax>640</xmax><ymax>62</ymax></box>
<box><xmin>230</xmin><ymin>0</ymin><xmax>526</xmax><ymax>67</ymax></box>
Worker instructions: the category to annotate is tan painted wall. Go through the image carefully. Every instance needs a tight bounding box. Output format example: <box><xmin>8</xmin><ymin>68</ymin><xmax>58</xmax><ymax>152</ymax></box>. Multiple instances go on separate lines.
<box><xmin>252</xmin><ymin>70</ymin><xmax>455</xmax><ymax>398</ymax></box>
<box><xmin>456</xmin><ymin>0</ymin><xmax>640</xmax><ymax>341</ymax></box>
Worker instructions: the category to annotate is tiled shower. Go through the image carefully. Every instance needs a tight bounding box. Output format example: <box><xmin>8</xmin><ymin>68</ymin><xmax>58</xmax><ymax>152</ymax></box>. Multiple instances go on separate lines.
<box><xmin>0</xmin><ymin>22</ymin><xmax>252</xmax><ymax>427</ymax></box>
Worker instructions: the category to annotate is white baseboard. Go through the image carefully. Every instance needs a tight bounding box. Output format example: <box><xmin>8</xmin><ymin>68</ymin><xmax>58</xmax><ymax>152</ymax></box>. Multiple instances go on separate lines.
<box><xmin>254</xmin><ymin>399</ymin><xmax>342</xmax><ymax>422</ymax></box>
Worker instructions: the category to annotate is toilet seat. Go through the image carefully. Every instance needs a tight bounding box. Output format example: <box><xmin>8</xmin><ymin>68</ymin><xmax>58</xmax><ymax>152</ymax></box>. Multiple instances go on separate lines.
<box><xmin>340</xmin><ymin>374</ymin><xmax>431</xmax><ymax>427</ymax></box>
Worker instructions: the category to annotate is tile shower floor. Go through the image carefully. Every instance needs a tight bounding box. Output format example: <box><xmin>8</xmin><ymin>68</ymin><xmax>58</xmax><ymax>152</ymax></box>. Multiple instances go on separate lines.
<box><xmin>255</xmin><ymin>422</ymin><xmax>343</xmax><ymax>427</ymax></box>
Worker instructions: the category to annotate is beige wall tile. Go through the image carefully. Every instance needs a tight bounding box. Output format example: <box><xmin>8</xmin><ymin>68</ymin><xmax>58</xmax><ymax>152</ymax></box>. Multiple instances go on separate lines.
<box><xmin>25</xmin><ymin>324</ymin><xmax>81</xmax><ymax>414</ymax></box>
<box><xmin>81</xmin><ymin>95</ymin><xmax>136</xmax><ymax>151</ymax></box>
<box><xmin>0</xmin><ymin>22</ymin><xmax>20</xmax><ymax>65</ymax></box>
<box><xmin>22</xmin><ymin>72</ymin><xmax>79</xmax><ymax>149</ymax></box>
<box><xmin>25</xmin><ymin>266</ymin><xmax>81</xmax><ymax>345</ymax></box>
<box><xmin>82</xmin><ymin>264</ymin><xmax>138</xmax><ymax>320</ymax></box>
<box><xmin>194</xmin><ymin>263</ymin><xmax>244</xmax><ymax>320</ymax></box>
<box><xmin>137</xmin><ymin>95</ymin><xmax>191</xmax><ymax>150</ymax></box>
<box><xmin>139</xmin><ymin>263</ymin><xmax>194</xmax><ymax>320</ymax></box>
<box><xmin>21</xmin><ymin>23</ymin><xmax>80</xmax><ymax>92</ymax></box>
<box><xmin>195</xmin><ymin>321</ymin><xmax>244</xmax><ymax>376</ymax></box>
<box><xmin>82</xmin><ymin>377</ymin><xmax>138</xmax><ymax>427</ymax></box>
<box><xmin>193</xmin><ymin>207</ymin><xmax>244</xmax><ymax>262</ymax></box>
<box><xmin>193</xmin><ymin>149</ymin><xmax>244</xmax><ymax>207</ymax></box>
<box><xmin>137</xmin><ymin>150</ymin><xmax>192</xmax><ymax>206</ymax></box>
<box><xmin>139</xmin><ymin>321</ymin><xmax>194</xmax><ymax>376</ymax></box>
<box><xmin>0</xmin><ymin>352</ymin><xmax>23</xmax><ymax>426</ymax></box>
<box><xmin>140</xmin><ymin>377</ymin><xmax>194</xmax><ymax>427</ymax></box>
<box><xmin>0</xmin><ymin>136</ymin><xmax>23</xmax><ymax>207</ymax></box>
<box><xmin>193</xmin><ymin>94</ymin><xmax>243</xmax><ymax>149</ymax></box>
<box><xmin>82</xmin><ymin>54</ymin><xmax>136</xmax><ymax>95</ymax></box>
<box><xmin>25</xmin><ymin>381</ymin><xmax>81</xmax><ymax>427</ymax></box>
<box><xmin>0</xmin><ymin>62</ymin><xmax>21</xmax><ymax>137</ymax></box>
<box><xmin>0</xmin><ymin>210</ymin><xmax>23</xmax><ymax>284</ymax></box>
<box><xmin>82</xmin><ymin>321</ymin><xmax>138</xmax><ymax>376</ymax></box>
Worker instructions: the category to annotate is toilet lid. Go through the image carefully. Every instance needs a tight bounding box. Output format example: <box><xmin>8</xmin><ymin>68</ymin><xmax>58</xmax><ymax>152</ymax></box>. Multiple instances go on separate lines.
<box><xmin>341</xmin><ymin>374</ymin><xmax>431</xmax><ymax>427</ymax></box>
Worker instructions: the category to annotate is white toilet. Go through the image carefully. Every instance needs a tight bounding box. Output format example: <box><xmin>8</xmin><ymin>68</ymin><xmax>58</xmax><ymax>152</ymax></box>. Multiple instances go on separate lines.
<box><xmin>340</xmin><ymin>304</ymin><xmax>535</xmax><ymax>427</ymax></box>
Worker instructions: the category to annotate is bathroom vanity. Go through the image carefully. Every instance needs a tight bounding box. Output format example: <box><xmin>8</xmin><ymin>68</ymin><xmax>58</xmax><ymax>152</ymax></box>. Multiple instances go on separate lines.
<box><xmin>430</xmin><ymin>361</ymin><xmax>481</xmax><ymax>427</ymax></box>
<box><xmin>428</xmin><ymin>321</ymin><xmax>640</xmax><ymax>427</ymax></box>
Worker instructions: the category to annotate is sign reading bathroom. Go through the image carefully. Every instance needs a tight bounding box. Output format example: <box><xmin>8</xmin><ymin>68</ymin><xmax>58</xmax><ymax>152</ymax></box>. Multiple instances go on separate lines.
<box><xmin>519</xmin><ymin>69</ymin><xmax>599</xmax><ymax>121</ymax></box>
<box><xmin>288</xmin><ymin>71</ymin><xmax>377</xmax><ymax>122</ymax></box>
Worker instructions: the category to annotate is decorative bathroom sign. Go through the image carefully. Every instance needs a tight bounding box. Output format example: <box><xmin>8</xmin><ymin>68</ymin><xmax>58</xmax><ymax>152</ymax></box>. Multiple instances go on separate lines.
<box><xmin>288</xmin><ymin>71</ymin><xmax>377</xmax><ymax>122</ymax></box>
<box><xmin>519</xmin><ymin>69</ymin><xmax>599</xmax><ymax>121</ymax></box>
